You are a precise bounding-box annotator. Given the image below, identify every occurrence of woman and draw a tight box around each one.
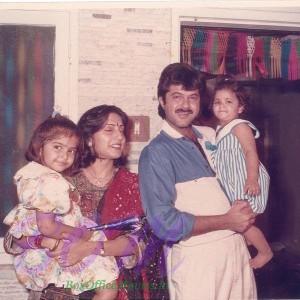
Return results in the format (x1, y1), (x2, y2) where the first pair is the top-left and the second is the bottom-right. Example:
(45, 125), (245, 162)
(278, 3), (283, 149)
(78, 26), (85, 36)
(4, 105), (169, 300)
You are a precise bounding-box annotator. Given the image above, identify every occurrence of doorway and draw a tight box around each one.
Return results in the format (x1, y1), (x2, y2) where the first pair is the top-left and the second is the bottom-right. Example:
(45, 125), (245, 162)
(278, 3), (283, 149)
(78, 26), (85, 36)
(180, 22), (300, 298)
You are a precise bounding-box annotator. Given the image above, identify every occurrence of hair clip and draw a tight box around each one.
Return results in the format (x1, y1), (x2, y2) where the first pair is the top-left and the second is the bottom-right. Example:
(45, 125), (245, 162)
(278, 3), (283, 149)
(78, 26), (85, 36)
(51, 105), (62, 118)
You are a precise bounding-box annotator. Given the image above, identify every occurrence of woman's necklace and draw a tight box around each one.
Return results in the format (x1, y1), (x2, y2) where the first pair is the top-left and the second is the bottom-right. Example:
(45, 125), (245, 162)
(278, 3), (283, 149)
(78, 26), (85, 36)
(88, 166), (116, 188)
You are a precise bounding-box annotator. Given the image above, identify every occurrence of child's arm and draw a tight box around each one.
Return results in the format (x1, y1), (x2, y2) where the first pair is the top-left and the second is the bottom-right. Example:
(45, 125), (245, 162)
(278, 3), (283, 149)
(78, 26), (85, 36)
(232, 123), (260, 196)
(36, 211), (92, 242)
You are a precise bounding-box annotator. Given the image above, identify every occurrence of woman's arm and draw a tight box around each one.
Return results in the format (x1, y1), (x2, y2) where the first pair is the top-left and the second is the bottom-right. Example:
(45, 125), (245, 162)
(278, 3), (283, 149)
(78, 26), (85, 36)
(3, 232), (59, 255)
(7, 229), (143, 268)
(14, 235), (58, 250)
(232, 123), (260, 195)
(36, 211), (92, 241)
(51, 234), (138, 267)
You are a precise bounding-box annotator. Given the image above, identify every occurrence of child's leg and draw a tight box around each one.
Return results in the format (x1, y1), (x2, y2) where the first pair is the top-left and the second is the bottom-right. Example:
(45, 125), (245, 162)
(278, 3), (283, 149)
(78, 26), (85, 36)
(93, 280), (118, 300)
(244, 225), (273, 269)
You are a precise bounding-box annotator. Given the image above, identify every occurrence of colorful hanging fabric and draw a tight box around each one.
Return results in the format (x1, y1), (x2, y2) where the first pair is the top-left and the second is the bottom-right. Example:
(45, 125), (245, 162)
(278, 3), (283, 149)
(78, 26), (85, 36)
(289, 40), (298, 80)
(254, 36), (268, 78)
(281, 38), (291, 79)
(225, 33), (238, 74)
(181, 27), (196, 65)
(180, 27), (300, 80)
(236, 32), (248, 76)
(205, 31), (214, 72)
(210, 31), (219, 73)
(217, 31), (229, 74)
(270, 37), (282, 78)
(192, 30), (207, 71)
(295, 39), (300, 78)
(246, 35), (255, 78)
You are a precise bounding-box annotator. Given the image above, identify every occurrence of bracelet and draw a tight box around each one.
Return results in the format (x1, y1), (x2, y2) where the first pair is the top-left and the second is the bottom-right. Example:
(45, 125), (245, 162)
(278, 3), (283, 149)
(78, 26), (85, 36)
(93, 241), (105, 256)
(49, 239), (61, 252)
(26, 236), (38, 249)
(34, 235), (44, 249)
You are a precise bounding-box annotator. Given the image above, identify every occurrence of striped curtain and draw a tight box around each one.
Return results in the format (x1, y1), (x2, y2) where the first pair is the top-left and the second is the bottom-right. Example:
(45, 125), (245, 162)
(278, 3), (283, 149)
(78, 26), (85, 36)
(0, 25), (54, 235)
(181, 26), (300, 80)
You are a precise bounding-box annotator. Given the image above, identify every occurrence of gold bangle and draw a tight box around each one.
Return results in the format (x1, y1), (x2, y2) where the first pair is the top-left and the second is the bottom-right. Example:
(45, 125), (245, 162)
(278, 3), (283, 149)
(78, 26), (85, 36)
(49, 239), (60, 252)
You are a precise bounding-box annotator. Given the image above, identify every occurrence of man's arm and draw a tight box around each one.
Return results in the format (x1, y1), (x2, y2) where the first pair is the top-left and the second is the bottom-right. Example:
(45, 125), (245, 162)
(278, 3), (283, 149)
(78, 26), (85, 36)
(139, 145), (195, 242)
(139, 146), (255, 242)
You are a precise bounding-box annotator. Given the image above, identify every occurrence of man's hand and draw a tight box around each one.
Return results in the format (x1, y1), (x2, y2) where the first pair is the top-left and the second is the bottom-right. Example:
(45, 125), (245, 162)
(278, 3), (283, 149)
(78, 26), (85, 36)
(226, 200), (255, 233)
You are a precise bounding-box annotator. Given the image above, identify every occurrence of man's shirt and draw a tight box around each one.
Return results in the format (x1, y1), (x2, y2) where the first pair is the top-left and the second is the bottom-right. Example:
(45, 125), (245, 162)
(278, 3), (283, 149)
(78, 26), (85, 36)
(138, 121), (216, 242)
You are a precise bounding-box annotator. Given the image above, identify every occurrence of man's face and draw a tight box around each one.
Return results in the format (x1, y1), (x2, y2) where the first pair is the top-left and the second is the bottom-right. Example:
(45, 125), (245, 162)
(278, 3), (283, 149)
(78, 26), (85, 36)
(159, 84), (200, 132)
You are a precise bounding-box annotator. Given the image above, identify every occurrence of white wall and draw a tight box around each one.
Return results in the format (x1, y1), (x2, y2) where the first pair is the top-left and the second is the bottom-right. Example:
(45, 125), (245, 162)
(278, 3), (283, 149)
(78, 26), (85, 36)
(78, 7), (171, 137)
(1, 2), (300, 299)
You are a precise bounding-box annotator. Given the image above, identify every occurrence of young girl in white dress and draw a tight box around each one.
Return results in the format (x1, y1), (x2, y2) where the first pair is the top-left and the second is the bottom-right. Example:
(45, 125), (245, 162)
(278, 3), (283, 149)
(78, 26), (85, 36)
(211, 76), (273, 269)
(3, 114), (119, 299)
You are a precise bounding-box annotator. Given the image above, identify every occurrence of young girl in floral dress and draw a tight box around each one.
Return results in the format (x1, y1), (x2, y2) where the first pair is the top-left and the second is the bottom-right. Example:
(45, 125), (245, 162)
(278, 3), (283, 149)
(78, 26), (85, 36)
(3, 115), (119, 299)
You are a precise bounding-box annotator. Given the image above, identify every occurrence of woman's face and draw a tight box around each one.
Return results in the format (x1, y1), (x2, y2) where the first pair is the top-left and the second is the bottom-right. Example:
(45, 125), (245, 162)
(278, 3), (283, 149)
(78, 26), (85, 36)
(89, 112), (126, 161)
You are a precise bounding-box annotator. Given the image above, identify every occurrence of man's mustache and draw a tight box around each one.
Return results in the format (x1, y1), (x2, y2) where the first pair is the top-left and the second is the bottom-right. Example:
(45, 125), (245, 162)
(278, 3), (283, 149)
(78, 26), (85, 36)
(175, 109), (193, 114)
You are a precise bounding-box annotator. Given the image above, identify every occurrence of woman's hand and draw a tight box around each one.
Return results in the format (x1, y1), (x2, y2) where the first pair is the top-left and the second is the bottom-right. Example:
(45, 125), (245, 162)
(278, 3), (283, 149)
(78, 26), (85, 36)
(50, 234), (136, 267)
(49, 239), (92, 267)
(46, 239), (68, 258)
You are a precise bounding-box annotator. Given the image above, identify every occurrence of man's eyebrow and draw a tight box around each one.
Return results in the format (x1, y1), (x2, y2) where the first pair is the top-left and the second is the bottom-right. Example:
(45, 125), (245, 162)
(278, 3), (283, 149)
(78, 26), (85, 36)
(169, 92), (184, 97)
(105, 123), (124, 126)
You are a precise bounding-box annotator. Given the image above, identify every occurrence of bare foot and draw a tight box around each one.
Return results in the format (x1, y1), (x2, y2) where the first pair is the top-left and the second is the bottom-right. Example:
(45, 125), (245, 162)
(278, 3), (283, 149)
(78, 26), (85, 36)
(250, 250), (273, 269)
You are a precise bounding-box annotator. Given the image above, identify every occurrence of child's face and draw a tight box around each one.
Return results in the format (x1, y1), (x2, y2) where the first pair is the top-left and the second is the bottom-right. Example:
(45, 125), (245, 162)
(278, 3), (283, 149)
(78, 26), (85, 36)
(212, 88), (244, 126)
(40, 135), (78, 172)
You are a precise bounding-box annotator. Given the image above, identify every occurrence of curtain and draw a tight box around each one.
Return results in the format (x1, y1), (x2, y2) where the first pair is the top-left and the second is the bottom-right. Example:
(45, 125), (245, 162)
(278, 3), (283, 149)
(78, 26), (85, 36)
(181, 26), (300, 80)
(0, 25), (54, 235)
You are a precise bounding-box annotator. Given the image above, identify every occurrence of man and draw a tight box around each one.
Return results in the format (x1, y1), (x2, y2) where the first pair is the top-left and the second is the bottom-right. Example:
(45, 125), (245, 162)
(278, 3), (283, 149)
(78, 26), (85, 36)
(138, 63), (257, 300)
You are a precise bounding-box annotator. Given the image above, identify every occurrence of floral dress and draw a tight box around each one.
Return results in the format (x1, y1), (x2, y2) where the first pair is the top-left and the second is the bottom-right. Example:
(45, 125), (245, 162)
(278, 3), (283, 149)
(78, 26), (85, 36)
(3, 162), (119, 295)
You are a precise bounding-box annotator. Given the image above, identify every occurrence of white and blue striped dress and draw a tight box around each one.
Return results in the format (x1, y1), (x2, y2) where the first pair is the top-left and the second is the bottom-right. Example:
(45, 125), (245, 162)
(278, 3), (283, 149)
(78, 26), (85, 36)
(212, 119), (270, 214)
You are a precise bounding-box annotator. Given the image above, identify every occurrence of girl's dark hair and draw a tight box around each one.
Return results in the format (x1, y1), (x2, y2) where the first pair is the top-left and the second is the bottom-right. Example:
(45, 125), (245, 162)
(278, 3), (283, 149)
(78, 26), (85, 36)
(25, 114), (81, 175)
(157, 63), (206, 119)
(212, 75), (250, 115)
(77, 105), (129, 168)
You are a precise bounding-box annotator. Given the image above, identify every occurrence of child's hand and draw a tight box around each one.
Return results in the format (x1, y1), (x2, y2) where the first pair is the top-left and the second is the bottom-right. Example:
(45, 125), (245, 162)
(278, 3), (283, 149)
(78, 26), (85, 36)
(244, 179), (260, 196)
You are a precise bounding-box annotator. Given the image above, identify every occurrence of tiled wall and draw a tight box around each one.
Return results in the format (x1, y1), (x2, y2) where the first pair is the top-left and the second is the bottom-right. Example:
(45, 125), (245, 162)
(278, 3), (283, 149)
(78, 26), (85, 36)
(77, 8), (172, 172)
(78, 8), (172, 137)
